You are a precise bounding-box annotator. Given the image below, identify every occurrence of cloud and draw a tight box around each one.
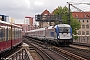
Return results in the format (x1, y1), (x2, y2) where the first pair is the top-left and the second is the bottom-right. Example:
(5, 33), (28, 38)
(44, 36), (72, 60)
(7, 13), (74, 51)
(0, 0), (30, 18)
(35, 1), (43, 6)
(0, 0), (90, 24)
(0, 0), (30, 8)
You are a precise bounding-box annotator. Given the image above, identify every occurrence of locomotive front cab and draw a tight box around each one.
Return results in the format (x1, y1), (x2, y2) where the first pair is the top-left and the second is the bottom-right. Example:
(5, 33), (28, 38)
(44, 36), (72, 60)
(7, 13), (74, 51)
(58, 27), (72, 39)
(55, 24), (73, 45)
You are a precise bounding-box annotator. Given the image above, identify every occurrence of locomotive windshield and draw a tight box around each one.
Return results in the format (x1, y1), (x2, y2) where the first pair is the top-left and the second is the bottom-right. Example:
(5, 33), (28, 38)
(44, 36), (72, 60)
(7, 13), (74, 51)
(59, 27), (70, 33)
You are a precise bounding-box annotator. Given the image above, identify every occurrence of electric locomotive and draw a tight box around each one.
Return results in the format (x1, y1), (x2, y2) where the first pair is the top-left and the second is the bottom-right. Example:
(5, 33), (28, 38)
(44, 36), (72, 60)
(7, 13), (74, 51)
(54, 24), (73, 45)
(25, 24), (73, 46)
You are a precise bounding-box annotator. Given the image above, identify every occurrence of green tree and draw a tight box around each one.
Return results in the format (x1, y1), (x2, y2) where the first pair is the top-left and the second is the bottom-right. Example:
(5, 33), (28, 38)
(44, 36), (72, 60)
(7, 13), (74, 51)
(53, 6), (81, 39)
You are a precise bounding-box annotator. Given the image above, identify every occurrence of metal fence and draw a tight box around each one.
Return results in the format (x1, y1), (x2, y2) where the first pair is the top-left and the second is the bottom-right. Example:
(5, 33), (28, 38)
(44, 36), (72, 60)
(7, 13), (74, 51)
(1, 49), (30, 60)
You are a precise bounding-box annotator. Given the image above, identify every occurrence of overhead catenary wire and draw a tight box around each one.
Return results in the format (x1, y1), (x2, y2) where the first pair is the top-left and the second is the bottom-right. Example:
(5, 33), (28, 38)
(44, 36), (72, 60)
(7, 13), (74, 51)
(67, 2), (90, 18)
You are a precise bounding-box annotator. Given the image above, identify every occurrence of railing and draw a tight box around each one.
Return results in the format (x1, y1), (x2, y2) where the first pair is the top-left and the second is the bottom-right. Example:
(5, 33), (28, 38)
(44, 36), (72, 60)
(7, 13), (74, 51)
(1, 49), (31, 60)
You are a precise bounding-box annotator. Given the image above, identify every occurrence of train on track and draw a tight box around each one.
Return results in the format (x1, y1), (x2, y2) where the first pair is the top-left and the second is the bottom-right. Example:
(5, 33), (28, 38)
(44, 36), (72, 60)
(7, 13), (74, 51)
(0, 20), (22, 54)
(25, 24), (73, 46)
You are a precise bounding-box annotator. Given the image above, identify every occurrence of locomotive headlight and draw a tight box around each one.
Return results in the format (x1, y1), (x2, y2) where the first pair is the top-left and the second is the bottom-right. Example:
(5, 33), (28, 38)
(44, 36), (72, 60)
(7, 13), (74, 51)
(58, 36), (60, 39)
(58, 36), (59, 38)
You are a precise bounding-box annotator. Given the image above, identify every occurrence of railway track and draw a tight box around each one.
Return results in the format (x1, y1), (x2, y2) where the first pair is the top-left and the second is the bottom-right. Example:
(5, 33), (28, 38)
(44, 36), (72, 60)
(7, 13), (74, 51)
(23, 37), (69, 60)
(59, 46), (90, 60)
(24, 36), (90, 60)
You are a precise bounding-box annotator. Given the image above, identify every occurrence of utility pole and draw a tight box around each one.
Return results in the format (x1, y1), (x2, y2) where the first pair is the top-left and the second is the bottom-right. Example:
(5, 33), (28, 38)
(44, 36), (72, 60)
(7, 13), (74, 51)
(67, 2), (71, 25)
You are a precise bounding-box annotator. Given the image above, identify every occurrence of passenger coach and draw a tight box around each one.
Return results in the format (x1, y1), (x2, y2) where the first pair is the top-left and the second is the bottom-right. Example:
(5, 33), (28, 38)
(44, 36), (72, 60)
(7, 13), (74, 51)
(0, 20), (22, 53)
(26, 24), (73, 46)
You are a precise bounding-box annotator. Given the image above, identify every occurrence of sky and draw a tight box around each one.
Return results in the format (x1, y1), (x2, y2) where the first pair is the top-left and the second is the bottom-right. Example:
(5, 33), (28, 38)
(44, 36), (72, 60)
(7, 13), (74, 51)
(0, 0), (90, 24)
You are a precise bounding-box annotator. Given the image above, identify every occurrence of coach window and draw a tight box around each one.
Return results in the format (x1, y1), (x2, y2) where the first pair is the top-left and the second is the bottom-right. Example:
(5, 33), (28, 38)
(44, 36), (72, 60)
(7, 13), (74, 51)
(16, 28), (17, 39)
(14, 27), (16, 39)
(15, 28), (17, 39)
(16, 28), (18, 39)
(9, 28), (11, 40)
(19, 28), (21, 39)
(0, 28), (5, 41)
(15, 28), (16, 39)
(6, 27), (8, 41)
(13, 28), (15, 40)
(18, 28), (20, 38)
(82, 25), (85, 28)
(12, 28), (15, 40)
(3, 28), (5, 41)
(0, 28), (2, 42)
(8, 28), (9, 40)
(86, 25), (89, 28)
(17, 28), (19, 39)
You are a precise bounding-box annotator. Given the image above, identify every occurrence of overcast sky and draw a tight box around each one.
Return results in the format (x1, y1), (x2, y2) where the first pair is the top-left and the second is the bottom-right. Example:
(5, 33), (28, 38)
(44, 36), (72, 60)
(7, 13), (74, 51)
(0, 0), (90, 24)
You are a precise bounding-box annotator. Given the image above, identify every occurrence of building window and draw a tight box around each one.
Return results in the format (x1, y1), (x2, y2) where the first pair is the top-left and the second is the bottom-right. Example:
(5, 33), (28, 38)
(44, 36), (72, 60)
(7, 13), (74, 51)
(76, 15), (78, 18)
(86, 25), (89, 28)
(78, 31), (81, 35)
(82, 20), (84, 22)
(82, 31), (85, 35)
(82, 25), (85, 28)
(87, 37), (89, 40)
(86, 31), (89, 35)
(83, 37), (85, 40)
(87, 20), (88, 22)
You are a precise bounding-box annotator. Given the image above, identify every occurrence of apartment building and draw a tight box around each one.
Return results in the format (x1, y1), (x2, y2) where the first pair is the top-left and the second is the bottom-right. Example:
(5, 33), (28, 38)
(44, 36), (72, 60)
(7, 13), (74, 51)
(39, 9), (90, 44)
(72, 12), (90, 44)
